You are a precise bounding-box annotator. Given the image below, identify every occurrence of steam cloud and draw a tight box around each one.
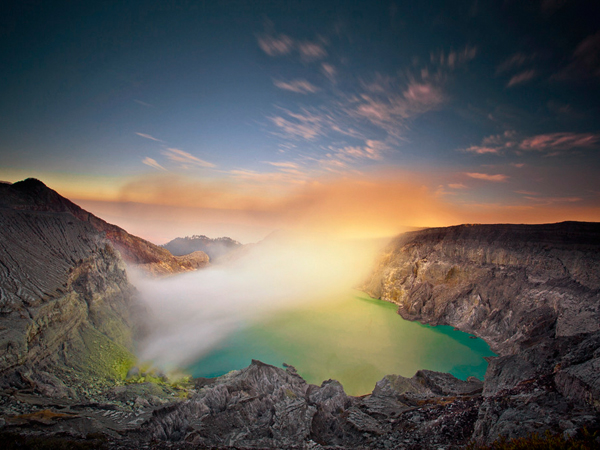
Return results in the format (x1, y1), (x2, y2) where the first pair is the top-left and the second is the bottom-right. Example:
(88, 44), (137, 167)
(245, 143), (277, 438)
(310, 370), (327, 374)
(132, 233), (383, 369)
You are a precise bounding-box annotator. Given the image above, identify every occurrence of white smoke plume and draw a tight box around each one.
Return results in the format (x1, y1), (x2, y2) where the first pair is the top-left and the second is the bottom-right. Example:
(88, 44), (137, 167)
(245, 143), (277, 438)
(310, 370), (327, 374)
(130, 232), (385, 369)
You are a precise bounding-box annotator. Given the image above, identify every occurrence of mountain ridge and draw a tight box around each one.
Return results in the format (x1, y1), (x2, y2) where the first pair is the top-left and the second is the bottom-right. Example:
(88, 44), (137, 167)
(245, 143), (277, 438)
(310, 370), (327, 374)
(0, 179), (209, 276)
(161, 234), (242, 261)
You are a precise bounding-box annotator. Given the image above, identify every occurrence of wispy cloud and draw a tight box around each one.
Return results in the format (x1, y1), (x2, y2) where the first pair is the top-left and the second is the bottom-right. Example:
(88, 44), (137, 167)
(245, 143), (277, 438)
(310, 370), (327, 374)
(351, 79), (445, 138)
(261, 42), (468, 174)
(507, 70), (536, 87)
(321, 63), (336, 82)
(552, 31), (600, 81)
(524, 195), (582, 204)
(161, 148), (215, 168)
(134, 100), (155, 108)
(136, 132), (164, 142)
(465, 172), (509, 182)
(332, 140), (386, 161)
(573, 32), (600, 75)
(264, 161), (300, 169)
(430, 45), (477, 69)
(496, 53), (535, 75)
(269, 109), (325, 140)
(461, 130), (516, 155)
(257, 33), (327, 62)
(448, 183), (467, 189)
(461, 131), (600, 156)
(257, 33), (294, 56)
(298, 41), (328, 61)
(142, 157), (167, 171)
(273, 79), (320, 94)
(463, 146), (501, 154)
(520, 132), (600, 151)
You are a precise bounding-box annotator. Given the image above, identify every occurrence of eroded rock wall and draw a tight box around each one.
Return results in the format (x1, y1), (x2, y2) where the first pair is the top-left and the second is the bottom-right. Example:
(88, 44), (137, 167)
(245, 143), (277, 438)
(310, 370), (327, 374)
(362, 222), (600, 354)
(0, 202), (139, 396)
(362, 222), (600, 443)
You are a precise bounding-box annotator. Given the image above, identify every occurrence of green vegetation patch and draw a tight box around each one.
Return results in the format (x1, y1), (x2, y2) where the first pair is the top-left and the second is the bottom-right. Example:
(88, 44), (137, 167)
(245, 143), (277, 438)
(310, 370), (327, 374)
(69, 325), (136, 382)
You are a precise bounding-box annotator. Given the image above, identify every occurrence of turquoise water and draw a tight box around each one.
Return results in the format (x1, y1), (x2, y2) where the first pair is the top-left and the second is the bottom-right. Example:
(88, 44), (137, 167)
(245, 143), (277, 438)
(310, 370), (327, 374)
(187, 291), (496, 395)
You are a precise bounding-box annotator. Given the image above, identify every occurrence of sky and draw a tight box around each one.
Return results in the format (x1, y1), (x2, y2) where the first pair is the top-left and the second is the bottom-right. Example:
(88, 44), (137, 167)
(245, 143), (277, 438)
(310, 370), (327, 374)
(2, 0), (600, 243)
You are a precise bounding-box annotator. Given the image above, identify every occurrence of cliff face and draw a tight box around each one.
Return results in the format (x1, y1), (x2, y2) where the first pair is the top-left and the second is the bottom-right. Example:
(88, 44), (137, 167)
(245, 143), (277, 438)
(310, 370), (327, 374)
(363, 222), (600, 354)
(0, 181), (147, 399)
(362, 222), (600, 442)
(0, 179), (209, 276)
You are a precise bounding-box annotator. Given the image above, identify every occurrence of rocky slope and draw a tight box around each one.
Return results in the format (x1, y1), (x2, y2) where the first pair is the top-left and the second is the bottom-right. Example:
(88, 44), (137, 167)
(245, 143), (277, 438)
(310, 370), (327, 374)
(0, 179), (209, 276)
(362, 222), (600, 443)
(362, 222), (600, 354)
(0, 188), (140, 400)
(1, 359), (487, 449)
(162, 235), (242, 262)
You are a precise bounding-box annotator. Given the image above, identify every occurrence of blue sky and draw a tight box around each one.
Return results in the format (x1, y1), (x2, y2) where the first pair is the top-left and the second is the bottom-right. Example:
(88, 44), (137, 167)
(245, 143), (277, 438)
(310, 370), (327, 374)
(2, 0), (600, 240)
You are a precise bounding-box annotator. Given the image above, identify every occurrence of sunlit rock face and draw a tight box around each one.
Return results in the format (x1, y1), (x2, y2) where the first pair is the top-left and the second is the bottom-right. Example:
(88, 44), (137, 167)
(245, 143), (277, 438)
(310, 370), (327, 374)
(363, 222), (600, 355)
(363, 222), (600, 443)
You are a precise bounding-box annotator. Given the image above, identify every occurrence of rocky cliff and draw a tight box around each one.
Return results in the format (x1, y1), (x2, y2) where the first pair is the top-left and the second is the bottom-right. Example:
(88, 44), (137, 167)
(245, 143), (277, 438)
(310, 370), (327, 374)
(0, 188), (140, 400)
(362, 222), (600, 443)
(0, 179), (209, 276)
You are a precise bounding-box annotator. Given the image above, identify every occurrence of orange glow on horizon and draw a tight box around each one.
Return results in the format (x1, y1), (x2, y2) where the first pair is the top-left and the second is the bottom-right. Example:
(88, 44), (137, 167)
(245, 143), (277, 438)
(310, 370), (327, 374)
(3, 169), (599, 243)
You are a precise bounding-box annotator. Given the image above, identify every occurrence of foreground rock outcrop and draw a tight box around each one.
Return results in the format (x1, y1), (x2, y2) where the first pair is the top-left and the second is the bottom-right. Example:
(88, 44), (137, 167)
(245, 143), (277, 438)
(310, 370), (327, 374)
(2, 360), (486, 449)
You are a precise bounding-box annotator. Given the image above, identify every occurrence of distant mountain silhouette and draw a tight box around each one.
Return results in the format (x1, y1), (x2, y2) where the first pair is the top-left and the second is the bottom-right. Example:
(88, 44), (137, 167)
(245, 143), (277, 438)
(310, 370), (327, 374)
(162, 235), (242, 261)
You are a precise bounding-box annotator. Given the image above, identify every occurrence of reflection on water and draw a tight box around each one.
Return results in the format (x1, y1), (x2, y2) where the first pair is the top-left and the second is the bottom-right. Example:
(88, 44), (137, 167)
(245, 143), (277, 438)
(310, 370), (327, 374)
(188, 291), (496, 395)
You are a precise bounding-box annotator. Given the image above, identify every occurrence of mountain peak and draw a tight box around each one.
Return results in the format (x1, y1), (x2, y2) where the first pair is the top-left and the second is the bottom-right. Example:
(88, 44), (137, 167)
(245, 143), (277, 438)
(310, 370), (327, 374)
(162, 234), (242, 260)
(1, 178), (209, 275)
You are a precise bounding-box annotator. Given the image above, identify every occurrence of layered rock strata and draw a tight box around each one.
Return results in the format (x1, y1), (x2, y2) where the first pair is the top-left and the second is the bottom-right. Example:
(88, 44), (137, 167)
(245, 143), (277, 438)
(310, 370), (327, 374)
(362, 222), (600, 443)
(0, 199), (139, 399)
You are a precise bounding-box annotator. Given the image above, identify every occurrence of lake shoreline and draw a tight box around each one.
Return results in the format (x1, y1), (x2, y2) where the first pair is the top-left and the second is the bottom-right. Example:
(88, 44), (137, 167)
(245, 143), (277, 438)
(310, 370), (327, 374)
(187, 290), (496, 396)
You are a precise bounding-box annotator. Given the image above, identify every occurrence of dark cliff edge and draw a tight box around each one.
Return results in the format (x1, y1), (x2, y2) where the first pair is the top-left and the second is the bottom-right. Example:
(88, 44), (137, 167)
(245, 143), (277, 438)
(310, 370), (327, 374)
(0, 179), (209, 276)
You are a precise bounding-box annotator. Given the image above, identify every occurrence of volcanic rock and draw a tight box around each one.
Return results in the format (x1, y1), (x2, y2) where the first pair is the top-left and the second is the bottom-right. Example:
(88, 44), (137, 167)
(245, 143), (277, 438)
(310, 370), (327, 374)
(362, 222), (600, 443)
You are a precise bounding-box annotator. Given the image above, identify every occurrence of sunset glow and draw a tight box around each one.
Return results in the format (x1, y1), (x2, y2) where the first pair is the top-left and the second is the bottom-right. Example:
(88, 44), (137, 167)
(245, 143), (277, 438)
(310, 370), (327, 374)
(1, 1), (599, 243)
